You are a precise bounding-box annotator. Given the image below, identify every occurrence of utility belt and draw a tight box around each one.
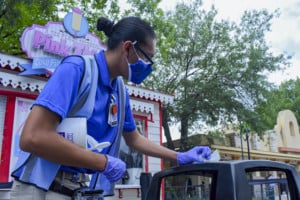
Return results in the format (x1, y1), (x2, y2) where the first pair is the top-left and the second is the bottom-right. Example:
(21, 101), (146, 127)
(49, 170), (103, 200)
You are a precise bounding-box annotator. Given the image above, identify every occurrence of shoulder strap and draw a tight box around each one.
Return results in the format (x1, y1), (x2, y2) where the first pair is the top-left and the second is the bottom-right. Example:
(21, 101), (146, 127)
(107, 76), (126, 195)
(68, 55), (98, 118)
(113, 77), (126, 155)
(89, 76), (127, 196)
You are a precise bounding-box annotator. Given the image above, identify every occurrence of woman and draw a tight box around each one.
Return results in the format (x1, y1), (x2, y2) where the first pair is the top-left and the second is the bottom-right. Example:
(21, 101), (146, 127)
(11, 16), (211, 199)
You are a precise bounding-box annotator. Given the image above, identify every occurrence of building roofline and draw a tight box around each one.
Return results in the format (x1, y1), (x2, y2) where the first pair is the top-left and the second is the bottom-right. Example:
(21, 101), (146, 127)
(0, 53), (174, 104)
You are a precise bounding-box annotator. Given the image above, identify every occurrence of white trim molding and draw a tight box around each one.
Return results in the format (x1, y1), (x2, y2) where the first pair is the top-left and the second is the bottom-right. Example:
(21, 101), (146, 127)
(0, 53), (174, 108)
(0, 71), (45, 92)
(130, 99), (154, 113)
(126, 85), (174, 104)
(0, 53), (30, 71)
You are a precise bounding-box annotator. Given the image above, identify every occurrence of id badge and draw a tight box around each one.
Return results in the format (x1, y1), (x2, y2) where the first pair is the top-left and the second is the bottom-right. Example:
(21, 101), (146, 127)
(108, 94), (118, 127)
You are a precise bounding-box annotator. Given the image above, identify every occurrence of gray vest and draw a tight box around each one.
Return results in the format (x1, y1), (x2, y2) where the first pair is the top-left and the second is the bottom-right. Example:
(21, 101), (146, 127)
(11, 55), (126, 196)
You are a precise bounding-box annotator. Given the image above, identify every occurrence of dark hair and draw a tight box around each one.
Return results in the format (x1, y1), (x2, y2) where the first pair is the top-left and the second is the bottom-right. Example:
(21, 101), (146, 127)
(97, 16), (156, 50)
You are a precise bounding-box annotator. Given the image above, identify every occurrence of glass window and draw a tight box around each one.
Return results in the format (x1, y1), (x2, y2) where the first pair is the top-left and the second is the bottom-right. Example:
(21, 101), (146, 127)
(163, 173), (214, 200)
(246, 170), (290, 200)
(118, 119), (145, 185)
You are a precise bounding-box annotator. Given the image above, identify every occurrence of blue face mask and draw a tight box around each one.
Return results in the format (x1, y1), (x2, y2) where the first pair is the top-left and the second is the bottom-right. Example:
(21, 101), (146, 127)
(128, 58), (153, 84)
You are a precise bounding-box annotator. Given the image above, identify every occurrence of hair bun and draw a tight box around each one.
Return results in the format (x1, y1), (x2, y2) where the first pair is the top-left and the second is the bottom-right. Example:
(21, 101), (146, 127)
(97, 17), (114, 37)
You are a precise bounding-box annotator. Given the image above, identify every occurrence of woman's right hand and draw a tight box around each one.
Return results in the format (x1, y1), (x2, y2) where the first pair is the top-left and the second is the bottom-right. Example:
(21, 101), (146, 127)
(102, 155), (126, 182)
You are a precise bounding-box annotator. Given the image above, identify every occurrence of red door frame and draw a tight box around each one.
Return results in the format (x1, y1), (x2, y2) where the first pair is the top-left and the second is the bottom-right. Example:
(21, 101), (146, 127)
(133, 114), (149, 172)
(0, 90), (37, 182)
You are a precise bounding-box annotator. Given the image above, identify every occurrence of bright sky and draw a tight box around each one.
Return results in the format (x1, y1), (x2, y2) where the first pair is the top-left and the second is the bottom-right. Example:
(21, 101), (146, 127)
(158, 0), (300, 141)
(158, 0), (300, 85)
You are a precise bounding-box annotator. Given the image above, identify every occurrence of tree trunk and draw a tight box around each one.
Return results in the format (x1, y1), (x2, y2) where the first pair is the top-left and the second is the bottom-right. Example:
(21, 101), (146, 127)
(180, 115), (189, 151)
(162, 107), (178, 168)
(162, 106), (175, 150)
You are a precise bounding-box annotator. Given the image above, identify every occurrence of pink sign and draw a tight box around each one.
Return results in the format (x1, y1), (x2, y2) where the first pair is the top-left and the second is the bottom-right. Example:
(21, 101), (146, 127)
(21, 22), (104, 59)
(19, 8), (105, 75)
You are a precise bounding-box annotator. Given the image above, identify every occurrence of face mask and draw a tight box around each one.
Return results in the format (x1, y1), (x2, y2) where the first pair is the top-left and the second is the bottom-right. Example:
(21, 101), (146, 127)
(128, 58), (153, 84)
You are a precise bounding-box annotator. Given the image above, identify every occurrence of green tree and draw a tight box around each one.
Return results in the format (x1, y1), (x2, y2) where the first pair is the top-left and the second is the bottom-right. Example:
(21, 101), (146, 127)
(1, 0), (289, 152)
(57, 0), (120, 36)
(123, 0), (177, 149)
(147, 0), (287, 150)
(255, 78), (300, 131)
(0, 0), (59, 55)
(0, 0), (123, 56)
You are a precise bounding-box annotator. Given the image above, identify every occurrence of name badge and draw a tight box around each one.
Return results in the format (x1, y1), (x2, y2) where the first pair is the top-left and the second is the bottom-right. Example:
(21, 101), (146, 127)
(108, 94), (118, 127)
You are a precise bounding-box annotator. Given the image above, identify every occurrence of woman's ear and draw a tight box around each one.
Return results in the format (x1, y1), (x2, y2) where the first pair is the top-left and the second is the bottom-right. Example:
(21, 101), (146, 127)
(123, 40), (132, 50)
(122, 40), (133, 56)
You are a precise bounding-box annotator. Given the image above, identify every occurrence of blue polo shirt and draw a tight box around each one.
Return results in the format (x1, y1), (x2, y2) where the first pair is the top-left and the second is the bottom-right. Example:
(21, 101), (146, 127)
(33, 50), (136, 173)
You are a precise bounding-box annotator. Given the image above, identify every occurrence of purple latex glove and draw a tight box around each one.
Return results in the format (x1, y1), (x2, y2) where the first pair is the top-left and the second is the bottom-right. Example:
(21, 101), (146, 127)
(103, 155), (126, 182)
(177, 146), (211, 165)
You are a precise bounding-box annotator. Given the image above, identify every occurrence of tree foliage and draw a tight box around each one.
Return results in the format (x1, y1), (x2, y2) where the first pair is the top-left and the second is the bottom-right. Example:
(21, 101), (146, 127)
(0, 0), (124, 56)
(0, 0), (290, 151)
(56, 0), (121, 38)
(146, 0), (287, 150)
(255, 78), (300, 131)
(0, 0), (59, 55)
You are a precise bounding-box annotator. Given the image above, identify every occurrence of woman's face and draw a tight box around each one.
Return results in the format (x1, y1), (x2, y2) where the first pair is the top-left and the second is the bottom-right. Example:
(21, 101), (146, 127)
(128, 38), (156, 65)
(134, 39), (155, 64)
(125, 38), (156, 82)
